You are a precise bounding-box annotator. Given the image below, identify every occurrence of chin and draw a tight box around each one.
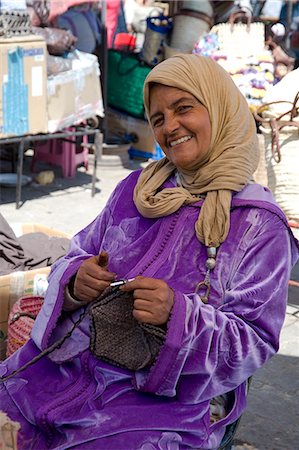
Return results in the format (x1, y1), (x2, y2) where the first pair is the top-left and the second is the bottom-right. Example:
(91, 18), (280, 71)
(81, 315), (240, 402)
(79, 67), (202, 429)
(174, 161), (196, 171)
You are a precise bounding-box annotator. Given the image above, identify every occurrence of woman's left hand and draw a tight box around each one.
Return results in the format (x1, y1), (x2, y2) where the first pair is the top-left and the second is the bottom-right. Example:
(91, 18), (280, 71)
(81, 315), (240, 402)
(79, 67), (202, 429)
(120, 276), (174, 326)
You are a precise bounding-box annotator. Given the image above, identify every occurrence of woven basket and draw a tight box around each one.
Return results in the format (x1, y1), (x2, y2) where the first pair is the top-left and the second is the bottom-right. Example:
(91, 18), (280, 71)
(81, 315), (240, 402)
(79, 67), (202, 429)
(7, 296), (44, 357)
(261, 126), (299, 221)
(255, 92), (299, 221)
(211, 14), (265, 57)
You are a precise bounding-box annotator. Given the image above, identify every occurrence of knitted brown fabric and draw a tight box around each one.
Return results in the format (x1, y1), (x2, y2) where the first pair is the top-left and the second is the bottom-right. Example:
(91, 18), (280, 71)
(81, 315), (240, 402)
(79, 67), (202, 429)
(89, 287), (166, 371)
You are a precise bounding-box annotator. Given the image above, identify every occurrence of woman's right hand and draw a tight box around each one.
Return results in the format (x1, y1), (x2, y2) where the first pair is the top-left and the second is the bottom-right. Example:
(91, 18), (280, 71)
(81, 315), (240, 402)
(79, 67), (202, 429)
(73, 251), (116, 303)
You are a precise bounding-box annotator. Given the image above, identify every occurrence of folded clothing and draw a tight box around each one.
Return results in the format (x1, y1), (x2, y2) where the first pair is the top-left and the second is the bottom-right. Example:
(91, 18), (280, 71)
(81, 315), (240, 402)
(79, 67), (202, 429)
(0, 214), (70, 276)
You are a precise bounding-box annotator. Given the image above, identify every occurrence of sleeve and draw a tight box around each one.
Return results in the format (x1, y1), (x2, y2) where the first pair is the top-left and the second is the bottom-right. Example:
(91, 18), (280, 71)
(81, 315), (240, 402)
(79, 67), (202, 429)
(31, 180), (122, 350)
(134, 213), (295, 402)
(63, 284), (84, 311)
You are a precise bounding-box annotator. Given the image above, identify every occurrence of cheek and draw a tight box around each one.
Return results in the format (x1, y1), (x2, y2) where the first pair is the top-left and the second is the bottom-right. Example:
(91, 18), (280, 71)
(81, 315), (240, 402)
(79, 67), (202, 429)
(153, 129), (164, 147)
(199, 117), (212, 147)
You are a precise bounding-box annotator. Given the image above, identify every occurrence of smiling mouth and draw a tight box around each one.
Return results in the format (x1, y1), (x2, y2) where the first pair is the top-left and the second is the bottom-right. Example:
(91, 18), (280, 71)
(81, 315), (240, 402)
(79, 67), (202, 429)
(169, 136), (192, 147)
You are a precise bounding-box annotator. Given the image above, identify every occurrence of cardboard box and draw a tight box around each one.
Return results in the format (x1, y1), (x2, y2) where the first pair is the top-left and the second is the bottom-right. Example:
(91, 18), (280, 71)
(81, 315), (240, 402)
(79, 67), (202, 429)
(107, 107), (156, 155)
(47, 52), (104, 133)
(0, 34), (47, 138)
(10, 222), (70, 239)
(0, 223), (70, 360)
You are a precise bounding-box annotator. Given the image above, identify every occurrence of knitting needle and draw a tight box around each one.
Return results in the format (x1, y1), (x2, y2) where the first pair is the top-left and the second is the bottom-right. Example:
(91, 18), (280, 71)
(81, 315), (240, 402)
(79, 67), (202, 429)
(110, 278), (135, 287)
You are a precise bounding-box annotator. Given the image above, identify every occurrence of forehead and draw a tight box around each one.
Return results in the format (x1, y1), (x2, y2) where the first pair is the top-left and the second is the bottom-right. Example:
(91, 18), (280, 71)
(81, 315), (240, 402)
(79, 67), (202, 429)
(149, 84), (198, 113)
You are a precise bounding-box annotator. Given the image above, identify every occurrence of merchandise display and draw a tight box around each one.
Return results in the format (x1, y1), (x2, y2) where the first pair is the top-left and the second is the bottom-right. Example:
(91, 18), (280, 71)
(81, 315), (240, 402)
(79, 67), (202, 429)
(0, 2), (298, 449)
(47, 51), (103, 133)
(107, 49), (151, 118)
(193, 21), (275, 111)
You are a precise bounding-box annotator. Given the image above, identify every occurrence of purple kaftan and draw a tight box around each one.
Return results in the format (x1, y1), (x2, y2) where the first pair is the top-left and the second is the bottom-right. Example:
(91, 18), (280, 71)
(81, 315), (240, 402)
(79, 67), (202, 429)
(1, 170), (298, 450)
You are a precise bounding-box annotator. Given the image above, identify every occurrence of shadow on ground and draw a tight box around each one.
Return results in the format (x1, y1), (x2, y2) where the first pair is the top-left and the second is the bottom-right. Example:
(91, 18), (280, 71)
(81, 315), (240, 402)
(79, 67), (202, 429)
(0, 150), (145, 207)
(235, 353), (299, 450)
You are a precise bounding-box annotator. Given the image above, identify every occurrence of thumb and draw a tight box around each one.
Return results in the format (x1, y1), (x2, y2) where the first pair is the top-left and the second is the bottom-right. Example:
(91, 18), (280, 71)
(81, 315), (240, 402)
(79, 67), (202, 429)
(97, 250), (109, 269)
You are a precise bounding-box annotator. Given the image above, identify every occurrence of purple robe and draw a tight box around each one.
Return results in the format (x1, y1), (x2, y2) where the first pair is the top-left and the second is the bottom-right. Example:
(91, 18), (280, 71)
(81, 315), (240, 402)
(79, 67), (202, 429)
(1, 171), (298, 450)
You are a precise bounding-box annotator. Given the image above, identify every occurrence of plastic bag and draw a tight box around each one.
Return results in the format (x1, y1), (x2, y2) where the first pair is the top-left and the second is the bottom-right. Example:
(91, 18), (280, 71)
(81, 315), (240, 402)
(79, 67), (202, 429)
(47, 54), (72, 76)
(32, 26), (77, 55)
(141, 14), (172, 66)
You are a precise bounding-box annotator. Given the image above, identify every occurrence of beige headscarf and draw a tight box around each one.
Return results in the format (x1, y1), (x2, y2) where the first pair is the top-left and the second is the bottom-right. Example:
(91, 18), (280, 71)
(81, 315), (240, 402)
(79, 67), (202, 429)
(133, 54), (259, 248)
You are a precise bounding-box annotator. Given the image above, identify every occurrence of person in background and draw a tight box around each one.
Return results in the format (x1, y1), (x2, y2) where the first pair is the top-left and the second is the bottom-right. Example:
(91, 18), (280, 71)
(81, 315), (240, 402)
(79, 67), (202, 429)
(1, 54), (298, 449)
(279, 0), (299, 68)
(211, 0), (253, 23)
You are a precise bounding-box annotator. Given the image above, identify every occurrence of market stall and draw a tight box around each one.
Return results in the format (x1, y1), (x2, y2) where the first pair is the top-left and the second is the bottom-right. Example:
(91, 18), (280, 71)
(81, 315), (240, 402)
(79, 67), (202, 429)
(104, 0), (298, 227)
(0, 0), (104, 208)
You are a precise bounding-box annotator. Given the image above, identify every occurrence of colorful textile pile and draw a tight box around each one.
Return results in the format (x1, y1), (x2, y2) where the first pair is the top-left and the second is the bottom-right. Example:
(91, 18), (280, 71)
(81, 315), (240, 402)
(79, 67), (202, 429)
(193, 33), (274, 112)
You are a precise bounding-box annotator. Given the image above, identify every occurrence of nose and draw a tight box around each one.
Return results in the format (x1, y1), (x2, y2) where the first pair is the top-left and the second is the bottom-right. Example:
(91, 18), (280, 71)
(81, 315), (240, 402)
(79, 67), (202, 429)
(162, 112), (179, 135)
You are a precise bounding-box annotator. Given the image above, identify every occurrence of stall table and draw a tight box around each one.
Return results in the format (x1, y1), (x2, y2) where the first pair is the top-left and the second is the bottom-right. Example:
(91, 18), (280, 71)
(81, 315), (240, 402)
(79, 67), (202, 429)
(0, 127), (103, 209)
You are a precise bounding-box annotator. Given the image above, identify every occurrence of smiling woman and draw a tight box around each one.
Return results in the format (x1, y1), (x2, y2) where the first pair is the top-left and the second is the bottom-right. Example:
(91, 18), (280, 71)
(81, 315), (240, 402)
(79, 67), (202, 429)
(0, 55), (298, 450)
(149, 85), (212, 171)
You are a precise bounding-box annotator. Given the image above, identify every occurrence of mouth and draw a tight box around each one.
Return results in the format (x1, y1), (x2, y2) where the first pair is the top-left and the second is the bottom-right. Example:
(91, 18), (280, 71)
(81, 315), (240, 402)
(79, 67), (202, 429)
(169, 135), (192, 148)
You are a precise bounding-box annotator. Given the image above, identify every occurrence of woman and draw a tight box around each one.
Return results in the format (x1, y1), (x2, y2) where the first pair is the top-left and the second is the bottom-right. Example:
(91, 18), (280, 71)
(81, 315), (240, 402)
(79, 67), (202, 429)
(1, 54), (298, 449)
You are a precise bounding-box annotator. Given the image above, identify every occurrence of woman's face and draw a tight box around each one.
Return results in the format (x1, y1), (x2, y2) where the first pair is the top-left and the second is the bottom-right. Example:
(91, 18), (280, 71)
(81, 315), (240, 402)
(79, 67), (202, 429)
(149, 84), (212, 171)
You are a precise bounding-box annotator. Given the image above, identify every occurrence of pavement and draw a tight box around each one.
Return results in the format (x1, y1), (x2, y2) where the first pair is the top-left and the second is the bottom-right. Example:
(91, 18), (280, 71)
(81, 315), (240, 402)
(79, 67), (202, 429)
(0, 147), (298, 450)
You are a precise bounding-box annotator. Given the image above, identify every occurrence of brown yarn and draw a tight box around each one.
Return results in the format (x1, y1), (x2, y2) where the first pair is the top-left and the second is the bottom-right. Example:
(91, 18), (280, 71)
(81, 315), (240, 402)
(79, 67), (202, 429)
(90, 287), (166, 371)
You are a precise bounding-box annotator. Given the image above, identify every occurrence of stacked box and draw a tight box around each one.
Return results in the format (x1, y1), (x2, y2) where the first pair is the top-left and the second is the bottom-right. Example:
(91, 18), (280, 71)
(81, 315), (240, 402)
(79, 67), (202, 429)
(0, 35), (47, 138)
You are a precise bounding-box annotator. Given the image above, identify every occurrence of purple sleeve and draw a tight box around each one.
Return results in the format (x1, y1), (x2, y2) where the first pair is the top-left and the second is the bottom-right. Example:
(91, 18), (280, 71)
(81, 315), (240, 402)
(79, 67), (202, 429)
(31, 182), (121, 350)
(134, 214), (294, 401)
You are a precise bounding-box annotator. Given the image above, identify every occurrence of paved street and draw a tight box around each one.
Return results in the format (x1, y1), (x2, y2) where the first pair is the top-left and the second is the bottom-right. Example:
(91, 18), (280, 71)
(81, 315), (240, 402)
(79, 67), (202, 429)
(1, 148), (298, 450)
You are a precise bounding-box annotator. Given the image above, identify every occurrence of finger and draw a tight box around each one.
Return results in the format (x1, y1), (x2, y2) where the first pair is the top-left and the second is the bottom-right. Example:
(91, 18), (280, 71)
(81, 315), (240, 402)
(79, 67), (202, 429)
(132, 289), (156, 302)
(78, 271), (115, 288)
(75, 279), (112, 301)
(74, 284), (99, 301)
(132, 309), (155, 324)
(84, 265), (116, 282)
(96, 269), (116, 282)
(133, 298), (154, 312)
(98, 251), (109, 268)
(121, 276), (159, 292)
(75, 275), (111, 294)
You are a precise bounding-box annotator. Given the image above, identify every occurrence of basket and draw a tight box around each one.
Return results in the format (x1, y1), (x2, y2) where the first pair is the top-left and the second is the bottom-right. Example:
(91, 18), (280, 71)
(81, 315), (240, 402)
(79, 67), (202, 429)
(107, 49), (151, 118)
(7, 296), (44, 357)
(262, 127), (299, 220)
(141, 14), (172, 66)
(170, 9), (212, 52)
(211, 13), (265, 57)
(255, 92), (299, 221)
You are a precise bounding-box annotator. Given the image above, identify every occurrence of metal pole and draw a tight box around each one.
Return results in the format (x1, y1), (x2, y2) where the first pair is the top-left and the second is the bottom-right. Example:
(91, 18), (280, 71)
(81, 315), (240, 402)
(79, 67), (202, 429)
(99, 0), (108, 143)
(16, 138), (24, 209)
(286, 0), (293, 39)
(92, 130), (103, 197)
(0, 128), (101, 208)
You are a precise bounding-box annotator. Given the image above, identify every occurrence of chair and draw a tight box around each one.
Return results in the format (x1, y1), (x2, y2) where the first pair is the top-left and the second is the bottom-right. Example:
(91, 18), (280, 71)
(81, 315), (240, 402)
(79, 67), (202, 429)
(31, 129), (88, 178)
(218, 377), (252, 450)
(218, 416), (242, 450)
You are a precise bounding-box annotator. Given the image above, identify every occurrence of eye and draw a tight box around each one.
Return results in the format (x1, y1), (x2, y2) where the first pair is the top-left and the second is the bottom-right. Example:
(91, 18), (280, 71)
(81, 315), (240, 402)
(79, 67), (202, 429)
(177, 104), (192, 113)
(152, 116), (164, 127)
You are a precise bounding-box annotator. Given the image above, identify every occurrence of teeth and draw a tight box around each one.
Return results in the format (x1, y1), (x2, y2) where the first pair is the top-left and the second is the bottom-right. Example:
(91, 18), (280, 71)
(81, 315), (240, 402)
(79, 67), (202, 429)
(170, 136), (191, 147)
